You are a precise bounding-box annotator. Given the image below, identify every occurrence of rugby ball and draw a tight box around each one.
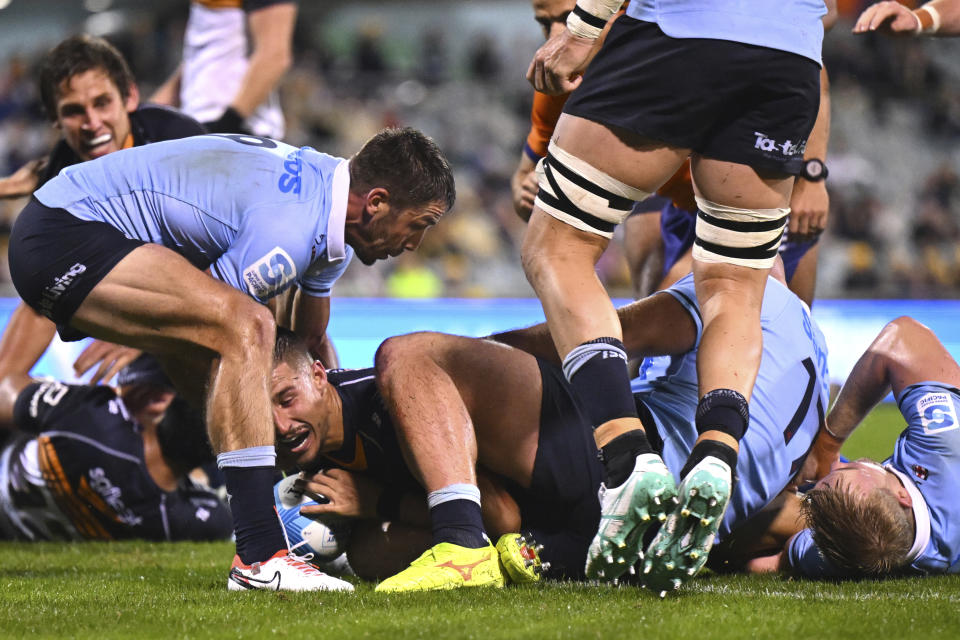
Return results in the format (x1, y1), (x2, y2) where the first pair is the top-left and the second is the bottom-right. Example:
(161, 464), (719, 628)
(274, 474), (351, 561)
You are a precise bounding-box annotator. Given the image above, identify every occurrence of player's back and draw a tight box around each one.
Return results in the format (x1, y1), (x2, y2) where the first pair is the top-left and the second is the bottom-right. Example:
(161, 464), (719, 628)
(633, 274), (829, 538)
(33, 134), (339, 271)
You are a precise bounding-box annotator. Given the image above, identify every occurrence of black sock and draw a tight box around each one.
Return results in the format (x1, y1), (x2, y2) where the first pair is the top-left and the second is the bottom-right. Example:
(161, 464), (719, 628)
(223, 466), (287, 564)
(430, 499), (487, 549)
(601, 430), (654, 487)
(680, 439), (739, 480)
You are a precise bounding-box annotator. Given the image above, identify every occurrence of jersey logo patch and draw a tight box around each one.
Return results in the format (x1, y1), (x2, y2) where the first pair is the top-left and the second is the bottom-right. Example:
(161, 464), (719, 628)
(918, 392), (958, 434)
(243, 247), (297, 300)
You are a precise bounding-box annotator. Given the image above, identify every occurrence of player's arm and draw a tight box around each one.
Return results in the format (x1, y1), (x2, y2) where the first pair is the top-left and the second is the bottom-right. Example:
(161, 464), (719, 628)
(511, 152), (539, 221)
(854, 0), (960, 37)
(492, 290), (697, 365)
(299, 469), (430, 527)
(148, 63), (182, 107)
(293, 292), (339, 368)
(0, 303), (58, 425)
(0, 158), (45, 199)
(788, 66), (831, 240)
(210, 2), (296, 132)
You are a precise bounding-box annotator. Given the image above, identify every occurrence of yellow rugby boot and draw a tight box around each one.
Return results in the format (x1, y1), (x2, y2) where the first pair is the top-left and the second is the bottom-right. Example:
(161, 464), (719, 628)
(375, 542), (505, 593)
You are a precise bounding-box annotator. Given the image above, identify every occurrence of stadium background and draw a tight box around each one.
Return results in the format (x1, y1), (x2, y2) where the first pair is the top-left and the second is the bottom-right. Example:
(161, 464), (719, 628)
(1, 0), (959, 381)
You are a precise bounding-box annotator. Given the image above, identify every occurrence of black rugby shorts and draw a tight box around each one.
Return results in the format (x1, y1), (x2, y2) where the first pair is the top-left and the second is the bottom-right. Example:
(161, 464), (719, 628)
(564, 16), (820, 175)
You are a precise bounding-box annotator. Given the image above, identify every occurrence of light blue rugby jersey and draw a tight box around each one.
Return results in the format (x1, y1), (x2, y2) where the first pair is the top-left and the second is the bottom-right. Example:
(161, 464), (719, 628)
(627, 0), (825, 65)
(788, 383), (960, 577)
(632, 273), (830, 540)
(33, 133), (353, 303)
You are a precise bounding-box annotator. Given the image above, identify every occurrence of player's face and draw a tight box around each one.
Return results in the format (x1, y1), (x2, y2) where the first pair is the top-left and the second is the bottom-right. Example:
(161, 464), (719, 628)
(532, 0), (574, 38)
(813, 458), (894, 498)
(54, 68), (138, 162)
(121, 384), (177, 428)
(271, 360), (327, 468)
(353, 199), (445, 266)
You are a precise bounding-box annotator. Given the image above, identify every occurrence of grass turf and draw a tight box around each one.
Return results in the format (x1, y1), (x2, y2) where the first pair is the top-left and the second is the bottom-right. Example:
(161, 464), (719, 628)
(3, 403), (955, 640)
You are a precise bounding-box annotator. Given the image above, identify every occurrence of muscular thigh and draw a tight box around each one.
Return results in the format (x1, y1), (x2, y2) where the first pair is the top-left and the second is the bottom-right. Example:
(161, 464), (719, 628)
(70, 243), (261, 355)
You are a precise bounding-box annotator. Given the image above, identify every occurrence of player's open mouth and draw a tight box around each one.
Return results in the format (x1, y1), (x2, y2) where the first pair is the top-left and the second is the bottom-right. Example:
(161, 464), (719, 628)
(278, 430), (310, 453)
(83, 134), (112, 151)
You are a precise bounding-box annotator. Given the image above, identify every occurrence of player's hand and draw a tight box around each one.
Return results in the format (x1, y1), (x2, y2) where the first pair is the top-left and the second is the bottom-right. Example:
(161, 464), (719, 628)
(511, 166), (540, 221)
(299, 468), (381, 520)
(788, 177), (829, 242)
(0, 158), (45, 199)
(788, 425), (843, 491)
(526, 28), (596, 95)
(73, 340), (143, 385)
(853, 1), (920, 35)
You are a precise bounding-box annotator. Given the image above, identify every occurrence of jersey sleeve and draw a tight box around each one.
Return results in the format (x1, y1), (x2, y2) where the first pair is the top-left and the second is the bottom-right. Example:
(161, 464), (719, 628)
(299, 245), (354, 298)
(655, 162), (698, 213)
(13, 381), (106, 434)
(524, 92), (569, 161)
(163, 480), (234, 541)
(209, 204), (311, 303)
(661, 275), (704, 346)
(786, 528), (841, 578)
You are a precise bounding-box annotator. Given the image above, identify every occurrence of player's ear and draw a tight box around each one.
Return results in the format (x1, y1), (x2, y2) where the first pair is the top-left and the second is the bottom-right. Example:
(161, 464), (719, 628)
(311, 360), (328, 389)
(895, 485), (912, 509)
(364, 187), (390, 217)
(124, 82), (140, 112)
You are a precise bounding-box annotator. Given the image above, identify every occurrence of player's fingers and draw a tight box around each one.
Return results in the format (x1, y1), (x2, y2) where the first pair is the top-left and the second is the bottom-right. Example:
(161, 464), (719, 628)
(73, 342), (107, 375)
(525, 56), (538, 86)
(300, 502), (335, 517)
(562, 74), (583, 93)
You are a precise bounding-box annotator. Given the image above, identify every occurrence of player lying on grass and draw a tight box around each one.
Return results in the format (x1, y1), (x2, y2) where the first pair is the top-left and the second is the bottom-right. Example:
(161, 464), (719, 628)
(775, 316), (960, 578)
(0, 304), (231, 541)
(271, 261), (829, 593)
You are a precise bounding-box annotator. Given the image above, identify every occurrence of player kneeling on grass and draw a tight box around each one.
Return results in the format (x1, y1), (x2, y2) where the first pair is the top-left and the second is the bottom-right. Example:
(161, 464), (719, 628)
(270, 261), (830, 593)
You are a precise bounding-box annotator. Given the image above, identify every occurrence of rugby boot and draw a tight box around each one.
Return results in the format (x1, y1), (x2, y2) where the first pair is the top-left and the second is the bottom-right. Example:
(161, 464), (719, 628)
(585, 453), (677, 581)
(496, 533), (548, 584)
(228, 550), (355, 592)
(642, 455), (732, 596)
(375, 542), (505, 592)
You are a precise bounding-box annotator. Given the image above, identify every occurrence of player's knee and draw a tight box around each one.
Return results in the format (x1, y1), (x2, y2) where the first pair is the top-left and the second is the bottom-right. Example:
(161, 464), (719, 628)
(217, 299), (276, 359)
(878, 316), (932, 355)
(533, 141), (648, 240)
(692, 197), (789, 270)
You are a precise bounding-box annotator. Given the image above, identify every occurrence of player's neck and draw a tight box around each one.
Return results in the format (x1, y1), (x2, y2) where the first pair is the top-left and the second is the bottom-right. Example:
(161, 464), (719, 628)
(322, 386), (346, 452)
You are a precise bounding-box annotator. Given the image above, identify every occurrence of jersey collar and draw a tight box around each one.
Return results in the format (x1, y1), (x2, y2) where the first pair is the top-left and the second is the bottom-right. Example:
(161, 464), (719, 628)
(886, 464), (931, 563)
(324, 159), (349, 263)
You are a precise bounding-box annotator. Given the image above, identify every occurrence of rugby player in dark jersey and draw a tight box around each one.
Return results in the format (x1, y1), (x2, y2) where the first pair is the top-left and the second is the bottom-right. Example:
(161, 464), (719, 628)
(0, 304), (231, 541)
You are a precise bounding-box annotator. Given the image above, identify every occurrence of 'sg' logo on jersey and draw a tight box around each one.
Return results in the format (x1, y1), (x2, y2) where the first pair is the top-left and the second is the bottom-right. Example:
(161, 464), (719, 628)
(918, 392), (959, 434)
(243, 247), (297, 301)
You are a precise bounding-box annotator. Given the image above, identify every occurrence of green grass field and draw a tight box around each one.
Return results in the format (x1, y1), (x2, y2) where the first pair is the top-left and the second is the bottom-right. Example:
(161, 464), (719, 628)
(5, 404), (959, 640)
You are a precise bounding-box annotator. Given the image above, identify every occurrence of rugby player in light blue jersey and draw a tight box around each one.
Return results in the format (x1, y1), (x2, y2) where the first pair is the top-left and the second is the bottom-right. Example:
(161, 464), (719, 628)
(7, 127), (455, 592)
(785, 317), (960, 578)
(523, 0), (826, 593)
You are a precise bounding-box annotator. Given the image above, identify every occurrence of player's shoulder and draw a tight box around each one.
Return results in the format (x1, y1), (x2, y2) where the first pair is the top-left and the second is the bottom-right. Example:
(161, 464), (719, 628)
(131, 104), (207, 144)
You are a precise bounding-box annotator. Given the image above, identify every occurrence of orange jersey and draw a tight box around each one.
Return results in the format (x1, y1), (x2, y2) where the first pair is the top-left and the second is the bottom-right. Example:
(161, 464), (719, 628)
(524, 91), (568, 161)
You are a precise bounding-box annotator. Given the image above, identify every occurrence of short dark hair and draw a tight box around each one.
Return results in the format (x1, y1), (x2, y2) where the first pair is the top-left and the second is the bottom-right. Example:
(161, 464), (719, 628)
(349, 127), (456, 213)
(802, 481), (915, 578)
(274, 326), (313, 369)
(38, 34), (135, 121)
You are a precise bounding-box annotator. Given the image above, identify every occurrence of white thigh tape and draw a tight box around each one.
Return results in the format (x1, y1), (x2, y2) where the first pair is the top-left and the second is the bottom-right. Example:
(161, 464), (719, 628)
(535, 141), (648, 239)
(692, 196), (789, 269)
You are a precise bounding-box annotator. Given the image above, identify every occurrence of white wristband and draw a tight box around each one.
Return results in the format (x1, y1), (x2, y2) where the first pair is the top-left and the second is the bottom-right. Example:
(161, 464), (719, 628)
(914, 5), (942, 34)
(566, 0), (625, 39)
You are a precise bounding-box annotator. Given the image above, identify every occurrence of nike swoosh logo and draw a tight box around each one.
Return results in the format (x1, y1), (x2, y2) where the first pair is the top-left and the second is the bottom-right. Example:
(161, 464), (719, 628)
(325, 434), (367, 471)
(229, 568), (281, 590)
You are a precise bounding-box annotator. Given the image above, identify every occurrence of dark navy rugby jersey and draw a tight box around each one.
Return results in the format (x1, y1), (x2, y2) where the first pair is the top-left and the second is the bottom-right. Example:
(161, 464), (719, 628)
(0, 381), (231, 541)
(321, 368), (417, 491)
